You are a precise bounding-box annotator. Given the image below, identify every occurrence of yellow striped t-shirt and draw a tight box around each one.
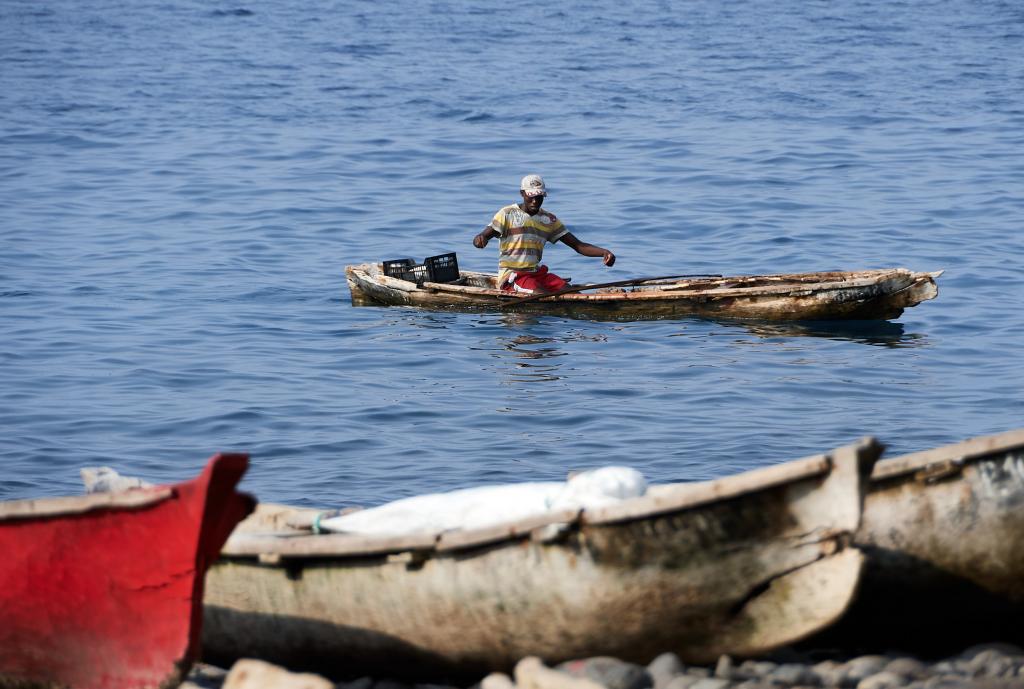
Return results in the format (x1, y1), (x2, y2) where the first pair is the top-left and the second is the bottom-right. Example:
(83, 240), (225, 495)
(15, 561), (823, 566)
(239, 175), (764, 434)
(488, 204), (568, 274)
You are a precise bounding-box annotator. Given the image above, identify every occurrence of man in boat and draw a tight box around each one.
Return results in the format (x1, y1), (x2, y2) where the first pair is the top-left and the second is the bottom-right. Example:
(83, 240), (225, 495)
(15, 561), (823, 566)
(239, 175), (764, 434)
(472, 174), (616, 293)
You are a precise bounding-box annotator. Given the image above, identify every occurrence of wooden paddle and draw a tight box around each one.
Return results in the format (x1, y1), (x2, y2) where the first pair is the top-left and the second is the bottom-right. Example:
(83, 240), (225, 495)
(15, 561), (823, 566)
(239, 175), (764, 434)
(501, 274), (723, 308)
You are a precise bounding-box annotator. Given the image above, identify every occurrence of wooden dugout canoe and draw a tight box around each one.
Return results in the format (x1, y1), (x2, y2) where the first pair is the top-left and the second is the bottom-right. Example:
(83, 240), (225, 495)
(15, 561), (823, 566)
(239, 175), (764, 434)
(0, 454), (254, 689)
(818, 429), (1024, 652)
(203, 439), (880, 680)
(345, 263), (942, 321)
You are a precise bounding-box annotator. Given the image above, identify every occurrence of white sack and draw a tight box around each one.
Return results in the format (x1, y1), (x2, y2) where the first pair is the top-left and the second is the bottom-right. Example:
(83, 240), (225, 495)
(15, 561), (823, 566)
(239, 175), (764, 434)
(320, 466), (646, 536)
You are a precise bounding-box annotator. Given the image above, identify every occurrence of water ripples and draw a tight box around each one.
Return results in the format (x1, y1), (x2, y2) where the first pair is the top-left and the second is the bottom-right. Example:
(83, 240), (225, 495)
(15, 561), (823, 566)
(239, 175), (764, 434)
(1, 0), (1023, 504)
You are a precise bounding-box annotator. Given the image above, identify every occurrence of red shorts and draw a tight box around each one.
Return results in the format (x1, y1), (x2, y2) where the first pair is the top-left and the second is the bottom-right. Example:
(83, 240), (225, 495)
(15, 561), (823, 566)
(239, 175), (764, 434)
(505, 265), (568, 293)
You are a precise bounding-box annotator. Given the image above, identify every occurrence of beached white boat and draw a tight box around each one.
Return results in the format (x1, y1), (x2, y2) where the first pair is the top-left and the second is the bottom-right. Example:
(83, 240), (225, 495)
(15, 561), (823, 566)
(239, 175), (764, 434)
(203, 439), (880, 679)
(822, 429), (1024, 652)
(345, 262), (942, 321)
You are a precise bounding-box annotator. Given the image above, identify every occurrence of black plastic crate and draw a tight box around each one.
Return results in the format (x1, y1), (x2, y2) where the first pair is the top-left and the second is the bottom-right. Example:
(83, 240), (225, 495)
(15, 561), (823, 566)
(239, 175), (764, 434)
(424, 252), (459, 283)
(404, 264), (428, 283)
(382, 258), (416, 280)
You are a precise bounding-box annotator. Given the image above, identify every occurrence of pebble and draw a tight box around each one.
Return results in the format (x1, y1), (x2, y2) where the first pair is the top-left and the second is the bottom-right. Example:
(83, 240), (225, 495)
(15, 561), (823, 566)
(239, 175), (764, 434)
(555, 657), (652, 689)
(966, 651), (1017, 678)
(686, 680), (730, 689)
(525, 657), (618, 689)
(855, 670), (905, 689)
(769, 663), (820, 686)
(883, 658), (926, 680)
(842, 655), (891, 684)
(737, 661), (776, 679)
(182, 663), (229, 689)
(220, 659), (333, 689)
(663, 678), (701, 689)
(482, 674), (516, 689)
(811, 660), (844, 687)
(959, 644), (1024, 661)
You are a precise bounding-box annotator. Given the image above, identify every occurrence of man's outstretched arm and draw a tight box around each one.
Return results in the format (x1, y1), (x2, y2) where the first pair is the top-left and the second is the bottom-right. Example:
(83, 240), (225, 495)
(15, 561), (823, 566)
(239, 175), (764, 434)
(560, 233), (616, 266)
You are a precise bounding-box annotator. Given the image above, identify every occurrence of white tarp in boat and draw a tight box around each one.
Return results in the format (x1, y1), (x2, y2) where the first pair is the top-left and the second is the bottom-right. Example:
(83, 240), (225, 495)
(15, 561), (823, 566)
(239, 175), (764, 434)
(319, 466), (647, 536)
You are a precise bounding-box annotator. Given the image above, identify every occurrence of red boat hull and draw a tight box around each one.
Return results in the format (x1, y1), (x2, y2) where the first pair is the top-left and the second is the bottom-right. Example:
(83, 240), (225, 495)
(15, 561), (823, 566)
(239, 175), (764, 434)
(0, 453), (254, 689)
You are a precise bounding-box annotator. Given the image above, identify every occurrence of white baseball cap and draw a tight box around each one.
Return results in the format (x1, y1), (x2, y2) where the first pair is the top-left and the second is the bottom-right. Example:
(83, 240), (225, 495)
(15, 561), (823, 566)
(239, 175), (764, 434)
(520, 174), (547, 197)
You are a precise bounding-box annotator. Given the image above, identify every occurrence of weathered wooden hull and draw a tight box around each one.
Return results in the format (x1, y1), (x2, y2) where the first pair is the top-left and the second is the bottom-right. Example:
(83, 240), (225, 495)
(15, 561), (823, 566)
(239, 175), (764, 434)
(0, 454), (254, 689)
(203, 440), (880, 680)
(345, 265), (941, 321)
(808, 429), (1024, 653)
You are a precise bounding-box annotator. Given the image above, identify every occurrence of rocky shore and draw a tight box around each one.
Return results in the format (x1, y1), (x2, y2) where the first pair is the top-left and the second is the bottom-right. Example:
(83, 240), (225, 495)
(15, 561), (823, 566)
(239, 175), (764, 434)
(183, 643), (1024, 689)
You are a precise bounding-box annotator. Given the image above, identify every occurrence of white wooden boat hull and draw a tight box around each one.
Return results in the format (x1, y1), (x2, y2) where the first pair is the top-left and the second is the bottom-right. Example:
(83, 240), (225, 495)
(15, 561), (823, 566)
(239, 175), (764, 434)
(819, 429), (1024, 652)
(203, 440), (880, 679)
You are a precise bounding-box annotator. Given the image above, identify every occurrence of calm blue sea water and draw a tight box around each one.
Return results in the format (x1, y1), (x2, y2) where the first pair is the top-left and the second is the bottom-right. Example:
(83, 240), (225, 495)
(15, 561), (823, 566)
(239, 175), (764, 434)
(2, 0), (1023, 506)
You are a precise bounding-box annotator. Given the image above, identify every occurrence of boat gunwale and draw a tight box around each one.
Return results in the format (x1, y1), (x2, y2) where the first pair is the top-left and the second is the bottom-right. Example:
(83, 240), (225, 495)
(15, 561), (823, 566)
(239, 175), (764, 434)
(219, 447), (855, 560)
(870, 428), (1024, 482)
(0, 487), (174, 521)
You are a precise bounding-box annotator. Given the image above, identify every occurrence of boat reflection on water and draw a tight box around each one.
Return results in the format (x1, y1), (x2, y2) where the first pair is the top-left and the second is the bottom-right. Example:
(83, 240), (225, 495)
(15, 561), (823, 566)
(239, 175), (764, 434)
(737, 319), (928, 348)
(737, 319), (929, 346)
(380, 309), (928, 352)
(493, 311), (928, 349)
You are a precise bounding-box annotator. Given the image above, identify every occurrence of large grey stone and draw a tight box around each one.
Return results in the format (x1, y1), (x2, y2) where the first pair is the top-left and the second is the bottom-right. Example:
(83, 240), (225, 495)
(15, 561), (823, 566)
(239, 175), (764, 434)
(883, 658), (927, 680)
(648, 653), (686, 689)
